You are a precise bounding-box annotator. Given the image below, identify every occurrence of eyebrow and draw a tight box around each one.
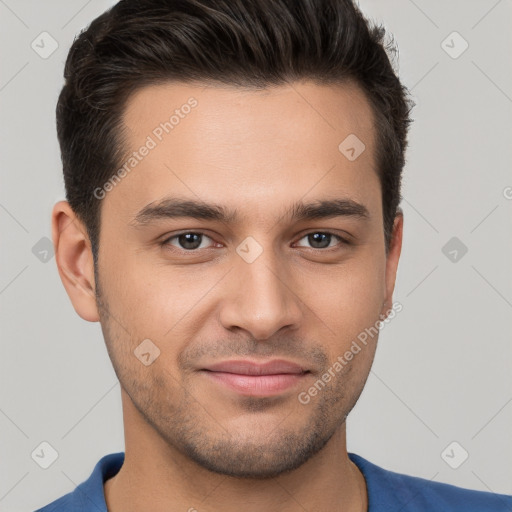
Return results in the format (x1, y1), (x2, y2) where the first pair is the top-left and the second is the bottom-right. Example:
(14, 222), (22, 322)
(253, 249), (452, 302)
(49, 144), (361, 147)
(131, 196), (370, 227)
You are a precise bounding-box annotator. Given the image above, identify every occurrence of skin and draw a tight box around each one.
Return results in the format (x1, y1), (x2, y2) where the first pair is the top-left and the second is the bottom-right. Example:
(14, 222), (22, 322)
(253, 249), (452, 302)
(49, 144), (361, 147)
(52, 80), (403, 512)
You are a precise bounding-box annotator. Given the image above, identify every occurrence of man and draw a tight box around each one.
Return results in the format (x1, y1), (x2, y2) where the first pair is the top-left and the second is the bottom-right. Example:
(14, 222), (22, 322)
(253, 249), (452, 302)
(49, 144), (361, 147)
(36, 0), (511, 510)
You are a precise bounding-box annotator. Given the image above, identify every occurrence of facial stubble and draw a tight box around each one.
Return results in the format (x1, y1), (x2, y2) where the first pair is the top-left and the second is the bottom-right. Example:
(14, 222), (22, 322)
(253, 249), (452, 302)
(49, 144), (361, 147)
(94, 270), (371, 479)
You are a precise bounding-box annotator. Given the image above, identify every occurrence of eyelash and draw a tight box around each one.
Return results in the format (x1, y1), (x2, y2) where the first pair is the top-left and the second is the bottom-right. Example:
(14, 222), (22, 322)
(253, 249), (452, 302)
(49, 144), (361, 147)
(160, 231), (350, 253)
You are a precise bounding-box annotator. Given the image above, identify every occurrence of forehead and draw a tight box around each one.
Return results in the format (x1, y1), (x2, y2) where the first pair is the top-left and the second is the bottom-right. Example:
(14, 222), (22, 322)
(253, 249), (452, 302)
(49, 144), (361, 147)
(122, 80), (376, 153)
(106, 80), (380, 227)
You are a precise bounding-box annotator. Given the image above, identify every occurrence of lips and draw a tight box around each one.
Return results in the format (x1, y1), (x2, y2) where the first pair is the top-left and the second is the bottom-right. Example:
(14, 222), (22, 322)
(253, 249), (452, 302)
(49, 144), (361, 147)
(202, 359), (307, 375)
(200, 359), (310, 396)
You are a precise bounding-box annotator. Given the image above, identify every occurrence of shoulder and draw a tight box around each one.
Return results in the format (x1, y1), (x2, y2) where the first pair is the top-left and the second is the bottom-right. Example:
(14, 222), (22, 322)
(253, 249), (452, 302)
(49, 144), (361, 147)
(34, 452), (125, 512)
(349, 452), (512, 511)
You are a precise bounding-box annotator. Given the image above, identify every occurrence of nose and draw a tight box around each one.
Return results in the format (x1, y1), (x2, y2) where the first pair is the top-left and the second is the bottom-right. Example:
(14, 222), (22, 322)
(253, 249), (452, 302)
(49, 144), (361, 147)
(218, 247), (303, 341)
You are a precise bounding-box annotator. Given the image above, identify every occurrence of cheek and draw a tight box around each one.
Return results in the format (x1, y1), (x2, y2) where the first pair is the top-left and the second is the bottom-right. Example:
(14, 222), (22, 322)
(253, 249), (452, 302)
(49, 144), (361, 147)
(96, 252), (169, 348)
(102, 254), (222, 356)
(310, 256), (384, 320)
(306, 256), (385, 358)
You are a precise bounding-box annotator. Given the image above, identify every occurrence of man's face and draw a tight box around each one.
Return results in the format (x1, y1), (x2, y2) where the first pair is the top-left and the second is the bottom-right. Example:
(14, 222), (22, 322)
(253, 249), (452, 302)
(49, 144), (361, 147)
(94, 80), (401, 478)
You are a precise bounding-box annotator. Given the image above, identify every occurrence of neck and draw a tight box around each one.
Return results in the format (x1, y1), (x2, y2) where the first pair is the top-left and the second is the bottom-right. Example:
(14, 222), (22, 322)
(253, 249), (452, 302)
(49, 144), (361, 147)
(104, 391), (367, 512)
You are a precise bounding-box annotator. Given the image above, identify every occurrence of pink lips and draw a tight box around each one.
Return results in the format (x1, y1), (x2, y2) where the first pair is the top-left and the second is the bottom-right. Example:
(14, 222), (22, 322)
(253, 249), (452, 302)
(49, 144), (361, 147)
(201, 359), (310, 396)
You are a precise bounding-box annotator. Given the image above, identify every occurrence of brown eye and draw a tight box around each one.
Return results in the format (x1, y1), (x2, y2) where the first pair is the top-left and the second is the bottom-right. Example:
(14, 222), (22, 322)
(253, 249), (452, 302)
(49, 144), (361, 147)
(162, 232), (214, 251)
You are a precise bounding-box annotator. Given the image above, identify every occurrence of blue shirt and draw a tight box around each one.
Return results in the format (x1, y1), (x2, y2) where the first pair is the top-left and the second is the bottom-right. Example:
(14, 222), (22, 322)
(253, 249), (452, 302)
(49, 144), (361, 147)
(35, 451), (512, 511)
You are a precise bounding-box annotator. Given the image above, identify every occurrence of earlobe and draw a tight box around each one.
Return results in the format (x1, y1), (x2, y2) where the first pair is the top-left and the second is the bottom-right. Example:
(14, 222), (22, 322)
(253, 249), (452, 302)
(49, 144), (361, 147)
(51, 200), (100, 322)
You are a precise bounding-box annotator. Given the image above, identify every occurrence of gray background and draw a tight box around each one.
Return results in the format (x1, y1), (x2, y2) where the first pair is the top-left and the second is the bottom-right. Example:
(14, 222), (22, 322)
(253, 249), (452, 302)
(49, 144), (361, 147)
(1, 0), (511, 510)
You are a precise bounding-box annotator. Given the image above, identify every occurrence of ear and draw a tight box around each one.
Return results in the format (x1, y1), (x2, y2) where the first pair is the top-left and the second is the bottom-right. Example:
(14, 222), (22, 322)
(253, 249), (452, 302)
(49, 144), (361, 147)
(52, 200), (100, 322)
(381, 209), (403, 316)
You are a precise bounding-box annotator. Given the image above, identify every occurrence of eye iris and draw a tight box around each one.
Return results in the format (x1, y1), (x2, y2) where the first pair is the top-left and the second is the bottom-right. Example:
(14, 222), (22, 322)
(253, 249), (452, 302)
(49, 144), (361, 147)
(179, 233), (202, 250)
(309, 233), (331, 249)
